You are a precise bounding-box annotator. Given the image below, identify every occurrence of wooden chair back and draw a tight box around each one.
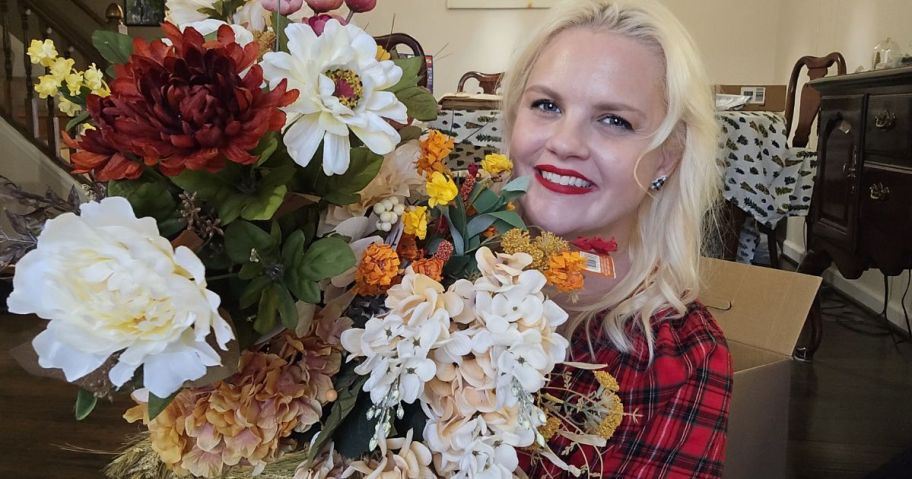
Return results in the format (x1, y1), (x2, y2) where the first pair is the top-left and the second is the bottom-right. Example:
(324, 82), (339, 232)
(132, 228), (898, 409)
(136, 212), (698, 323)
(374, 33), (429, 89)
(784, 52), (846, 148)
(456, 71), (503, 94)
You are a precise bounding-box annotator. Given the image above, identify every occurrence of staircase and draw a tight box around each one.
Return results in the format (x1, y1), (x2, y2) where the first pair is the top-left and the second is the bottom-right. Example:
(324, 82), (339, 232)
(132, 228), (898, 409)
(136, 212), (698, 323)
(0, 0), (125, 185)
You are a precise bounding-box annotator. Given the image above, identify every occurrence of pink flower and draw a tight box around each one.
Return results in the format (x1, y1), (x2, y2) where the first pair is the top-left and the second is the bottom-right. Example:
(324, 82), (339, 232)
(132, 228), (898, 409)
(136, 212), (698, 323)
(305, 0), (343, 13)
(261, 0), (304, 15)
(303, 13), (346, 35)
(345, 0), (376, 13)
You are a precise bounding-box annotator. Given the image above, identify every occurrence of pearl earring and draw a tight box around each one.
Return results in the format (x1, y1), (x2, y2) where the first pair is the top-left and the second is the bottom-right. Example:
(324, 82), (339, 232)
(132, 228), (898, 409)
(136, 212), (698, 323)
(650, 175), (668, 191)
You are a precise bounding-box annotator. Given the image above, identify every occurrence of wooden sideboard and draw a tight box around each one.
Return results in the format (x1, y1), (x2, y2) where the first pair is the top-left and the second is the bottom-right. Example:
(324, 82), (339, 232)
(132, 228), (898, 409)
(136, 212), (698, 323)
(796, 67), (912, 359)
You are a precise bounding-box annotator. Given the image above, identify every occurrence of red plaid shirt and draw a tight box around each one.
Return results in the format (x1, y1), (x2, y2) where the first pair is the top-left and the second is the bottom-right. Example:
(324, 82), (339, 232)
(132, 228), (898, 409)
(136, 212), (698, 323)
(520, 302), (733, 478)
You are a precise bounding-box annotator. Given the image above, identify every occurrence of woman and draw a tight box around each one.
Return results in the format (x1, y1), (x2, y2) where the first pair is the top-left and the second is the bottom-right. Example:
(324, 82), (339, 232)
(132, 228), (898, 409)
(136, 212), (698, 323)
(504, 0), (732, 477)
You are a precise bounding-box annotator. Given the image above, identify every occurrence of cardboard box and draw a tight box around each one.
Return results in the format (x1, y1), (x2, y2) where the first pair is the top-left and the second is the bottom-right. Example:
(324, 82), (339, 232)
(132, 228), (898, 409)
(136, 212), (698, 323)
(715, 84), (788, 112)
(699, 258), (821, 479)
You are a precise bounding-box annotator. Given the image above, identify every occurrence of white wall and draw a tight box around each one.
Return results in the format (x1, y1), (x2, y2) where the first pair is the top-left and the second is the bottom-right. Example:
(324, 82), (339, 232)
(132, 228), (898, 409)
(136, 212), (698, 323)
(352, 0), (786, 94)
(776, 0), (912, 332)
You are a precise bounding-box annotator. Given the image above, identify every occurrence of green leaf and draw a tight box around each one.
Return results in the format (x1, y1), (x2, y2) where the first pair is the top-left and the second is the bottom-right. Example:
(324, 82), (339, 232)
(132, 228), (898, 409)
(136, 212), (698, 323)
(450, 196), (468, 239)
(254, 285), (278, 333)
(290, 278), (320, 304)
(275, 284), (297, 329)
(224, 220), (276, 264)
(239, 167), (294, 221)
(442, 207), (465, 256)
(240, 275), (271, 309)
(323, 191), (361, 206)
(467, 214), (497, 238)
(472, 189), (502, 214)
(65, 110), (90, 132)
(305, 364), (368, 465)
(253, 132), (280, 167)
(501, 175), (531, 203)
(443, 254), (472, 277)
(275, 14), (291, 52)
(389, 56), (424, 93)
(172, 162), (293, 225)
(281, 230), (306, 268)
(297, 237), (355, 281)
(502, 175), (530, 193)
(148, 389), (181, 421)
(487, 210), (525, 229)
(158, 218), (187, 237)
(92, 30), (133, 65)
(398, 125), (423, 143)
(74, 389), (97, 421)
(330, 148), (383, 194)
(238, 262), (264, 280)
(107, 177), (177, 222)
(395, 86), (438, 122)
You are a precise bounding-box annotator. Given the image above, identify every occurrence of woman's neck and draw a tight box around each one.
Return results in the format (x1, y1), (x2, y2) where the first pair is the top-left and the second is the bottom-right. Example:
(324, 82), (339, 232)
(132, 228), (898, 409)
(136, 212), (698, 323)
(574, 242), (631, 306)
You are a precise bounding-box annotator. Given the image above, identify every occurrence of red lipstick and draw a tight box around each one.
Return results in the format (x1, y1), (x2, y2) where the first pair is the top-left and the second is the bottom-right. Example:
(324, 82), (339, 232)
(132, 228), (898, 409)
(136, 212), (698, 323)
(534, 165), (595, 195)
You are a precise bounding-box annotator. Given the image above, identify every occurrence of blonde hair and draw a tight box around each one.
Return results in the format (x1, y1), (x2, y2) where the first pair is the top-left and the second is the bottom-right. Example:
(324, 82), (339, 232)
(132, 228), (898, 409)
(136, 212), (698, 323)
(501, 0), (721, 356)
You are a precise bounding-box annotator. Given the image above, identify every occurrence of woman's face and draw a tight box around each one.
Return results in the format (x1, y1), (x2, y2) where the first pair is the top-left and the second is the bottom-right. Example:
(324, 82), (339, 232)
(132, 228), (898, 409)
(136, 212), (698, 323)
(510, 27), (671, 241)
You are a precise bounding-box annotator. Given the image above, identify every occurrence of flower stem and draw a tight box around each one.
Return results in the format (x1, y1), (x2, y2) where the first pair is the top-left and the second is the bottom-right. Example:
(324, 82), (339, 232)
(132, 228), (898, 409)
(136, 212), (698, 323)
(206, 273), (238, 282)
(346, 10), (355, 23)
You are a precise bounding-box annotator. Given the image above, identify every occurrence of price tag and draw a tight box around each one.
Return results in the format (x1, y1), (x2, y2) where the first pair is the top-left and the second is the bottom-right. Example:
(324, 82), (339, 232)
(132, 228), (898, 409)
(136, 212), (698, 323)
(579, 251), (615, 278)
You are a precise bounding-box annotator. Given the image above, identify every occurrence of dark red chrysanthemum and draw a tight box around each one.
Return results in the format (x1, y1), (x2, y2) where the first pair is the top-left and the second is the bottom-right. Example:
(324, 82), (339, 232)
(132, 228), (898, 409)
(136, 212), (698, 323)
(69, 23), (298, 180)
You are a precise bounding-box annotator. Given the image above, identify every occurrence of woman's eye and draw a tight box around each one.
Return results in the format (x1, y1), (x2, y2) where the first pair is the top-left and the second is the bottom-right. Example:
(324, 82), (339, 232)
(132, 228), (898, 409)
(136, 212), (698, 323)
(601, 115), (633, 130)
(531, 99), (560, 113)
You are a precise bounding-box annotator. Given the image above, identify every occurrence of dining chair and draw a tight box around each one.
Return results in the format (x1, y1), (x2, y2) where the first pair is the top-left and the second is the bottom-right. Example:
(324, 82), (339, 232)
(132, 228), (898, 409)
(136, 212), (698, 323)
(784, 52), (847, 148)
(456, 71), (503, 94)
(374, 33), (429, 90)
(761, 52), (846, 267)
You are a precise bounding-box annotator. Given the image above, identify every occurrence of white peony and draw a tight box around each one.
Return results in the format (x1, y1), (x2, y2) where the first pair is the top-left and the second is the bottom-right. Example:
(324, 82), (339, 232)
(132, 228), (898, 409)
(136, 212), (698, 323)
(7, 197), (233, 398)
(179, 19), (255, 46)
(166, 0), (269, 32)
(165, 0), (216, 25)
(261, 20), (408, 175)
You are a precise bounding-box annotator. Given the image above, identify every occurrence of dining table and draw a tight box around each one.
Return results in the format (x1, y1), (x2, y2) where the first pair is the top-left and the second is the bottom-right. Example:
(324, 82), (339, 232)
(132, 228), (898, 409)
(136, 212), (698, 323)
(427, 96), (819, 264)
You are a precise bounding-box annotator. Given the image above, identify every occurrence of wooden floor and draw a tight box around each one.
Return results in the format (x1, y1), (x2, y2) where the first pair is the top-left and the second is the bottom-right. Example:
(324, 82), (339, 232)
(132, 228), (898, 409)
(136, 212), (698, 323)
(1, 283), (911, 478)
(788, 284), (912, 479)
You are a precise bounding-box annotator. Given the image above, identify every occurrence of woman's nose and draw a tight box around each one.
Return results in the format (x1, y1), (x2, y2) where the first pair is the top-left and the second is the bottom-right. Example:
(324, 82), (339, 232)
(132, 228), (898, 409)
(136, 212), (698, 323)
(544, 114), (589, 161)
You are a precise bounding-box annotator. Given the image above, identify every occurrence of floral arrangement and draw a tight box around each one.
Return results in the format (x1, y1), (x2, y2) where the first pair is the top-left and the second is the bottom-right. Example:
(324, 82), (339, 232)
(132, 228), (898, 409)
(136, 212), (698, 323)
(5, 1), (624, 478)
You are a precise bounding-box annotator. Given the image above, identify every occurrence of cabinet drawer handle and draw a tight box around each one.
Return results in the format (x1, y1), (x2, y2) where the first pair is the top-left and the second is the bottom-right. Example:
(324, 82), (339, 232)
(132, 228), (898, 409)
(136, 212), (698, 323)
(873, 111), (896, 130)
(869, 182), (891, 201)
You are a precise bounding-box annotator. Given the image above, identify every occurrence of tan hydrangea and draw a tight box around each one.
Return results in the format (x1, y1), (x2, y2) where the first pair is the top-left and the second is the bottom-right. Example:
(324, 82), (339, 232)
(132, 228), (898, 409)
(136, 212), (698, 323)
(125, 319), (346, 478)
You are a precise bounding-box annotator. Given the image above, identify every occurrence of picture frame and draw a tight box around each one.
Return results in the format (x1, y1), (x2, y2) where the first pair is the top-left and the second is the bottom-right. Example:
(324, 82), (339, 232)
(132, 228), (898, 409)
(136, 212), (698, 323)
(123, 0), (166, 26)
(446, 0), (555, 9)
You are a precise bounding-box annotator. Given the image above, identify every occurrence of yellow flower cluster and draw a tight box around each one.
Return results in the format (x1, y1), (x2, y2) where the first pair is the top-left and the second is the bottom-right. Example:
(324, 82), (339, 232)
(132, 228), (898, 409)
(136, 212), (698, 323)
(426, 171), (458, 208)
(481, 153), (513, 175)
(28, 38), (109, 117)
(538, 415), (562, 441)
(375, 45), (391, 61)
(402, 206), (428, 240)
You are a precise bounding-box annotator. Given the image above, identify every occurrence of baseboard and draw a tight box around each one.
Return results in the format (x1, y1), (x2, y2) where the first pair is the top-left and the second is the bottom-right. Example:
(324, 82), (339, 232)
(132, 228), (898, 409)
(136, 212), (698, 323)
(781, 239), (911, 332)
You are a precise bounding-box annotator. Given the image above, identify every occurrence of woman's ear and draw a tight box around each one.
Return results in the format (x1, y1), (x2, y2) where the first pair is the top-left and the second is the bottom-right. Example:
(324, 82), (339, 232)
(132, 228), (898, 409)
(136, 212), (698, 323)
(656, 126), (686, 179)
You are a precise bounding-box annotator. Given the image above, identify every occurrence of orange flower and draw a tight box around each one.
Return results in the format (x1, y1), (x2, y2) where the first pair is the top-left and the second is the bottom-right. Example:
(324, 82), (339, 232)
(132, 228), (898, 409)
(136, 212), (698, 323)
(411, 257), (445, 282)
(545, 251), (586, 292)
(397, 234), (423, 262)
(355, 243), (401, 296)
(482, 226), (497, 239)
(417, 129), (454, 177)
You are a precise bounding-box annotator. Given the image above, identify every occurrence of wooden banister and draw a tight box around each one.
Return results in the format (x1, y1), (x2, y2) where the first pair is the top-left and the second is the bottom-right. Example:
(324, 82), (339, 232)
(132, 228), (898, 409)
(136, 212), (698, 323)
(0, 0), (125, 184)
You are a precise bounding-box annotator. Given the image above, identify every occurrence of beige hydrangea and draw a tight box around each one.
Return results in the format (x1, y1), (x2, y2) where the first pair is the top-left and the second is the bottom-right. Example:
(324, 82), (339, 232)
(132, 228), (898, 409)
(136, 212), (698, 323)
(125, 315), (347, 478)
(342, 430), (434, 479)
